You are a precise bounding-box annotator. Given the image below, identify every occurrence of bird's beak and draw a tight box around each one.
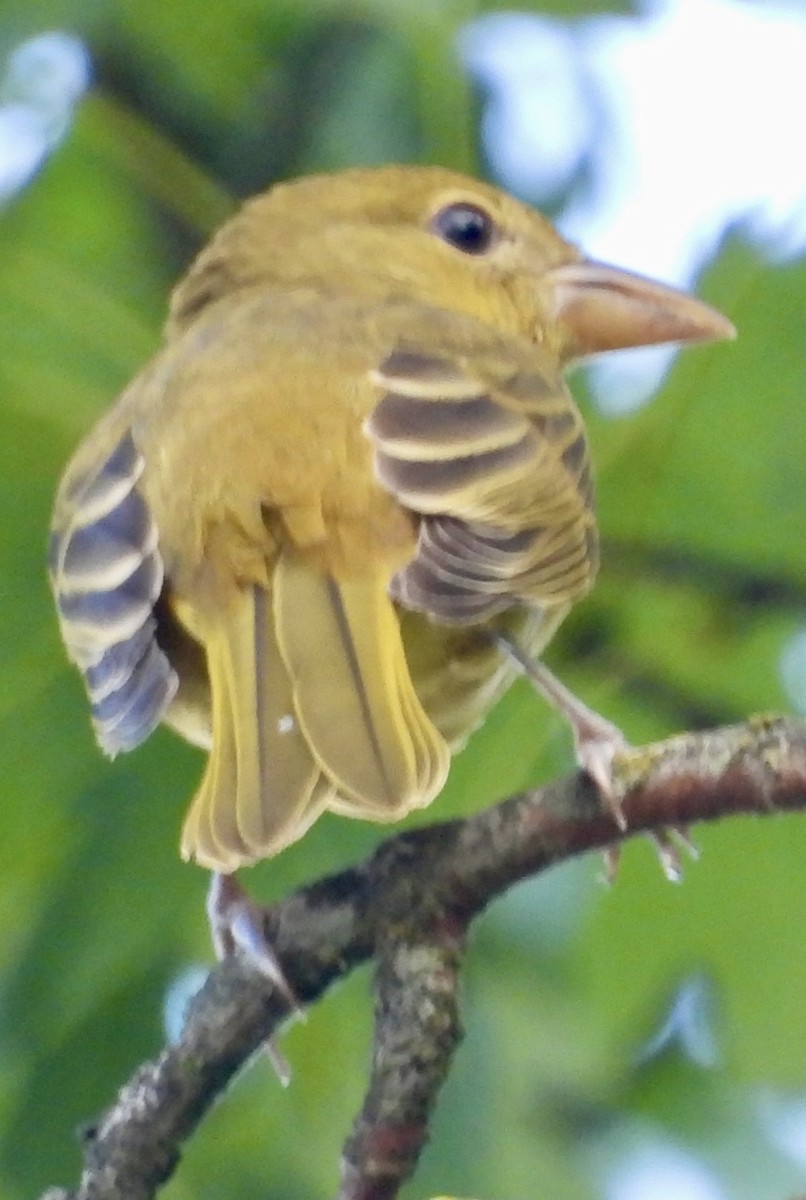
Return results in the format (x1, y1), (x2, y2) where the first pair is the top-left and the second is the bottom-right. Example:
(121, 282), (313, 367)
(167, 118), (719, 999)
(544, 260), (736, 361)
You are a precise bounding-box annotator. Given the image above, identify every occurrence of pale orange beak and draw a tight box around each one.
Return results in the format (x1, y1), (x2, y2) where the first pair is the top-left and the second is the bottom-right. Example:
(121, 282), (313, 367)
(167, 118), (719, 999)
(544, 260), (736, 362)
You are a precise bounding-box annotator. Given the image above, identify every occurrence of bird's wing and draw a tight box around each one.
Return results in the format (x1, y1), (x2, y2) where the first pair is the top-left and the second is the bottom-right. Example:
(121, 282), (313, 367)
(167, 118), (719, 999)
(365, 346), (598, 624)
(48, 428), (178, 755)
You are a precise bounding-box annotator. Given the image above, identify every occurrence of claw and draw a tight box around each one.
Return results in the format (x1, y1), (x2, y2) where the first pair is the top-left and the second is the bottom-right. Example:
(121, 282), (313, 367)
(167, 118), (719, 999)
(672, 825), (700, 861)
(600, 844), (622, 885)
(208, 873), (301, 1005)
(651, 829), (684, 883)
(207, 873), (304, 1084)
(649, 826), (700, 882)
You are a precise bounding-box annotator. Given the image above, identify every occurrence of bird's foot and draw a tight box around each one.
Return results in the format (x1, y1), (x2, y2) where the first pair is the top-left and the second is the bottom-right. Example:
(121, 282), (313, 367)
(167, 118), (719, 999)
(207, 872), (302, 1085)
(494, 635), (697, 882)
(649, 825), (700, 882)
(601, 826), (699, 885)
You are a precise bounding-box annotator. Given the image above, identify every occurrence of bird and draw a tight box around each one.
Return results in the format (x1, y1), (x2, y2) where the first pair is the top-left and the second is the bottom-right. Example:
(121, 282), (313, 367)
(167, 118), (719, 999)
(48, 165), (734, 950)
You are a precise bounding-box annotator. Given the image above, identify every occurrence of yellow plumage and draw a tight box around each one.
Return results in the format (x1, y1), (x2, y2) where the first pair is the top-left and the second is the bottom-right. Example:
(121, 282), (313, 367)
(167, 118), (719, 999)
(48, 166), (733, 872)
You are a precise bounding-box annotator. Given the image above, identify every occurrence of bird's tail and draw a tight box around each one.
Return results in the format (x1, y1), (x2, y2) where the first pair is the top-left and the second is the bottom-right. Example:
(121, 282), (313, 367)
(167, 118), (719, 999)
(180, 555), (449, 871)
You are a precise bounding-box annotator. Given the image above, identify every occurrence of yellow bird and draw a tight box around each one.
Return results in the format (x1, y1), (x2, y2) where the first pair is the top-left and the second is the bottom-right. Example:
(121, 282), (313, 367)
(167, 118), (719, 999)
(49, 166), (733, 885)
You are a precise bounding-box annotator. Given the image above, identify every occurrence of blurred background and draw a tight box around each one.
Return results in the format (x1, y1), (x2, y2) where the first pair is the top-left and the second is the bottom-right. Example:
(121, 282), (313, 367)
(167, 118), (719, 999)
(2, 0), (806, 1197)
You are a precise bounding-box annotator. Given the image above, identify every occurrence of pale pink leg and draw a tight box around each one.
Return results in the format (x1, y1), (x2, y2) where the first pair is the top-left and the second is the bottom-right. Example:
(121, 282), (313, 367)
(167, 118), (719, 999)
(207, 872), (301, 1085)
(493, 634), (628, 825)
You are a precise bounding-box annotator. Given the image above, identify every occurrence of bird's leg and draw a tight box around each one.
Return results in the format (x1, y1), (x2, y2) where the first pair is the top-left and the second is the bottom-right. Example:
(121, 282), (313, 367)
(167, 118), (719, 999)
(207, 872), (302, 1084)
(492, 633), (629, 825)
(493, 634), (698, 882)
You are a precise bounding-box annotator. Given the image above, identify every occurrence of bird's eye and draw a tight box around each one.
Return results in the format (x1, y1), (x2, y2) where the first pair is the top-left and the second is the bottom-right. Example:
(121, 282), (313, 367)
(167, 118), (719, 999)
(430, 202), (496, 255)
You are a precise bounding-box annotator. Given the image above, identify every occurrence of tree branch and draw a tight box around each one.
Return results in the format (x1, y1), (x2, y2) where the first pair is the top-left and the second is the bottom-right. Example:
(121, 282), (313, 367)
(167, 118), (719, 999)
(38, 715), (806, 1200)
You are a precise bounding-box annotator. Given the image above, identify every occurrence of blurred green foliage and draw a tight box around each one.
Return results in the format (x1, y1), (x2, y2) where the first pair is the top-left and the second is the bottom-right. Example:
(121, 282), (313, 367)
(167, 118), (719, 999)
(2, 2), (806, 1198)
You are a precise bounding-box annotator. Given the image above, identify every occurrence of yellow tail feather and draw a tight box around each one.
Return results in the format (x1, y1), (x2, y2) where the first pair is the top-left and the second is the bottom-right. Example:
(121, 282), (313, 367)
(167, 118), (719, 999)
(181, 557), (451, 871)
(273, 553), (450, 821)
(181, 583), (325, 870)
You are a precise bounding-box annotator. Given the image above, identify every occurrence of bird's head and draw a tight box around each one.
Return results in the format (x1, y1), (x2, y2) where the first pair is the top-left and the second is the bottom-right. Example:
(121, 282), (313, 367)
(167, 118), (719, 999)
(169, 165), (735, 362)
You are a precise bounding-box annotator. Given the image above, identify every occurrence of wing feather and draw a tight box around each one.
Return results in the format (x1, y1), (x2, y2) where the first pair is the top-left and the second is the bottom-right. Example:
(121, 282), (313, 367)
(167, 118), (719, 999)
(366, 348), (598, 625)
(49, 431), (177, 754)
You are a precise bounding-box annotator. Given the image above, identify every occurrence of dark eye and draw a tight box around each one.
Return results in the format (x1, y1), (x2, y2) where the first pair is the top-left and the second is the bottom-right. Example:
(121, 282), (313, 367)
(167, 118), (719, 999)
(430, 202), (496, 255)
